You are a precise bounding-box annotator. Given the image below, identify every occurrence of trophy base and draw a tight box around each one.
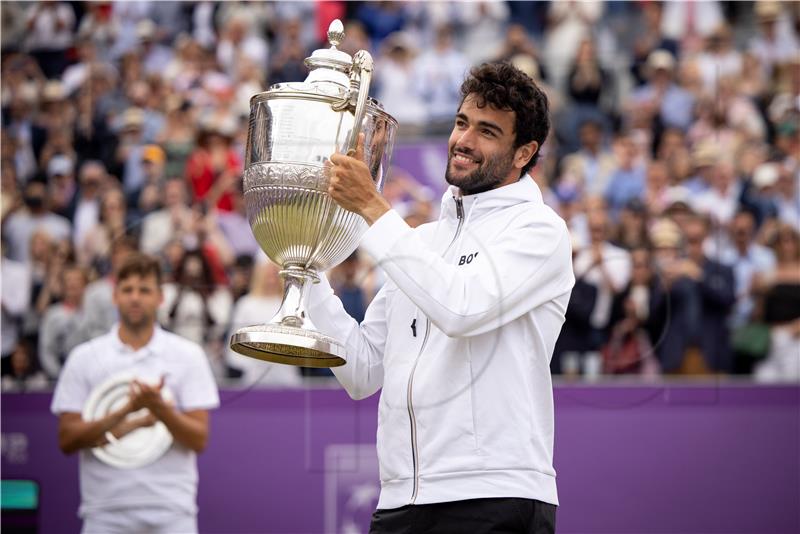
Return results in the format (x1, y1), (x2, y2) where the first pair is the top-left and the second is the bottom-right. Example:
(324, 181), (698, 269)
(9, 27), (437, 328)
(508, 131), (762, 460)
(230, 324), (346, 368)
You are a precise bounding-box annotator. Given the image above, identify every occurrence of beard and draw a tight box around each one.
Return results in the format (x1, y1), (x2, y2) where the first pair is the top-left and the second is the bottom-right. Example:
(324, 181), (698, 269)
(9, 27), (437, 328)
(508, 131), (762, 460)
(119, 307), (155, 332)
(445, 146), (516, 196)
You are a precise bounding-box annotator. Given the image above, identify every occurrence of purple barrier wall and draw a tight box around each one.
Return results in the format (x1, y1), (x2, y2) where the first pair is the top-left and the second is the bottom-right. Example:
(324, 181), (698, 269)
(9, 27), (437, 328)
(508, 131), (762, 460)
(2, 384), (798, 533)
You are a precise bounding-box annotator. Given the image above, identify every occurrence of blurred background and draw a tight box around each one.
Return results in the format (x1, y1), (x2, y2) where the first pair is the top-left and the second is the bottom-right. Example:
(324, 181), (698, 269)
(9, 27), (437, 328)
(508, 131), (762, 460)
(0, 1), (798, 533)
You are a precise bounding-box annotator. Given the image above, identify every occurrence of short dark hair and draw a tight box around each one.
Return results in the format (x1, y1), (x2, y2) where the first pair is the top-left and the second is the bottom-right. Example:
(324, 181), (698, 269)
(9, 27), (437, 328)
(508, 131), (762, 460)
(117, 253), (162, 286)
(459, 61), (550, 174)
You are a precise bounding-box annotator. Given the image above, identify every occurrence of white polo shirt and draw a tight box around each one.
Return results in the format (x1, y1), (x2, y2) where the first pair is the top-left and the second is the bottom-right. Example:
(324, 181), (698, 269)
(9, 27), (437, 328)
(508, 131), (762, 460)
(51, 325), (220, 517)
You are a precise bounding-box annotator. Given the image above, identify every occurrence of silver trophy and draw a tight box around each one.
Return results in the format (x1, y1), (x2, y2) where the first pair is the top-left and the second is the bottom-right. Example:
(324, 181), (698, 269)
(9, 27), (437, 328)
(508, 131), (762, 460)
(230, 20), (397, 367)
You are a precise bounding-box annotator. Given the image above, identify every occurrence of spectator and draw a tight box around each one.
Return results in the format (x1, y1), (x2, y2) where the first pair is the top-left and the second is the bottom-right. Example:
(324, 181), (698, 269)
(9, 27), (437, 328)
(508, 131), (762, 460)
(753, 224), (800, 382)
(2, 181), (71, 263)
(721, 210), (777, 328)
(749, 1), (799, 79)
(330, 251), (367, 323)
(216, 13), (269, 80)
(573, 209), (632, 349)
(603, 247), (662, 376)
(1, 244), (31, 365)
(71, 161), (107, 251)
(156, 97), (197, 181)
(630, 2), (679, 86)
(213, 180), (260, 260)
(562, 120), (616, 197)
(38, 264), (87, 379)
(185, 116), (241, 213)
(604, 133), (647, 217)
(691, 159), (741, 228)
(140, 178), (194, 256)
(72, 236), (137, 348)
(413, 24), (469, 133)
(375, 32), (427, 131)
(136, 20), (174, 76)
(683, 216), (737, 372)
(696, 24), (743, 94)
(78, 186), (129, 273)
(543, 0), (603, 92)
(45, 154), (77, 220)
(1, 341), (48, 392)
(225, 260), (302, 387)
(268, 18), (308, 84)
(629, 50), (695, 132)
(24, 2), (75, 78)
(159, 249), (233, 374)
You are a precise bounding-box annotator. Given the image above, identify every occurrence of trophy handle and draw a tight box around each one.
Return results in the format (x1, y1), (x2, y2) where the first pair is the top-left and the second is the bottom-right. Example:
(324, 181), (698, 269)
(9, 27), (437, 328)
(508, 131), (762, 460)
(332, 50), (374, 156)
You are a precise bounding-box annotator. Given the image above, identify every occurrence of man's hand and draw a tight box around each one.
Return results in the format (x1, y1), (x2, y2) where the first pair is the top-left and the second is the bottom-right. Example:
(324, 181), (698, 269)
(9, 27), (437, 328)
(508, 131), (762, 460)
(328, 133), (391, 225)
(126, 376), (167, 415)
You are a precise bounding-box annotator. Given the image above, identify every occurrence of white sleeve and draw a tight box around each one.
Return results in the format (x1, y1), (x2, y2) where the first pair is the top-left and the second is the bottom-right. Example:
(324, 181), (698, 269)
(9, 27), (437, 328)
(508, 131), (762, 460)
(307, 275), (388, 400)
(50, 348), (91, 415)
(360, 210), (575, 338)
(175, 344), (220, 411)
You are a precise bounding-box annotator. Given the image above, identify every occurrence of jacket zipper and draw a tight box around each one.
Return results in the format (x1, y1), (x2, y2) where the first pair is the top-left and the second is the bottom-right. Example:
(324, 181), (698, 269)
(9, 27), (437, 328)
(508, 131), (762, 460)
(406, 195), (464, 504)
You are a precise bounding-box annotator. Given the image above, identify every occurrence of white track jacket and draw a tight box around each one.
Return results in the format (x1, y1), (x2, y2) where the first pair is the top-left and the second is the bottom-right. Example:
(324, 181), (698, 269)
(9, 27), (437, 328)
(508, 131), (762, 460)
(308, 175), (574, 509)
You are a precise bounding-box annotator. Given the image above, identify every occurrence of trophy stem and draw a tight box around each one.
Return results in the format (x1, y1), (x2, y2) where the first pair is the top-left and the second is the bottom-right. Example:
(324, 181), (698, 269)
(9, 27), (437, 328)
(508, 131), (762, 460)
(271, 266), (319, 330)
(229, 263), (345, 367)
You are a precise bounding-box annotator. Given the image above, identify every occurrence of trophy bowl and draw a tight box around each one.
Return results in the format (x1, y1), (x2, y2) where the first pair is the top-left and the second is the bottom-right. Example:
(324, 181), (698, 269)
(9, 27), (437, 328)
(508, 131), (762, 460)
(230, 20), (398, 367)
(83, 373), (175, 469)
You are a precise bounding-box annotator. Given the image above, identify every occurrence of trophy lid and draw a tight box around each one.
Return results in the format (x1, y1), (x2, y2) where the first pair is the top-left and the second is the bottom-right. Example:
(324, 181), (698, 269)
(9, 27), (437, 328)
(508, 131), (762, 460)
(303, 20), (352, 87)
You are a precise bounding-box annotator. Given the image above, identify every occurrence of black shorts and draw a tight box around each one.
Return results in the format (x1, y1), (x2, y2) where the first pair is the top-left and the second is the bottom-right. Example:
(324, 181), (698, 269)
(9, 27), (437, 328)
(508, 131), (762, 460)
(370, 497), (557, 534)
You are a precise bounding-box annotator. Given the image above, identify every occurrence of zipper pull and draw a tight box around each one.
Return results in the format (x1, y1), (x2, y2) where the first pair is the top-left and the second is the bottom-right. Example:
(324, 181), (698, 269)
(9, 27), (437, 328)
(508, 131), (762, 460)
(410, 318), (417, 337)
(455, 196), (464, 220)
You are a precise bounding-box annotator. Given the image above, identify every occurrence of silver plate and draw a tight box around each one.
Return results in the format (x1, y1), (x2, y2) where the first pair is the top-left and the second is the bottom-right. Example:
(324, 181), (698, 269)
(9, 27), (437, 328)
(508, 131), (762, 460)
(83, 373), (175, 469)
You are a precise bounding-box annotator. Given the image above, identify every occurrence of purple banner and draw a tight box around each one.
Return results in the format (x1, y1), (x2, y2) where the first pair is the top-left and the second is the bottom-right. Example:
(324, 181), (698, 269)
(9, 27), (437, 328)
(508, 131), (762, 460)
(2, 385), (798, 533)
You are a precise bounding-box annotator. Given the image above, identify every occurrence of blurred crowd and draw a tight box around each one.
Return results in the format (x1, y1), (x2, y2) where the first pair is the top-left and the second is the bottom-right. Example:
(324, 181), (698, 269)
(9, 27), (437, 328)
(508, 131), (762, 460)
(1, 1), (798, 391)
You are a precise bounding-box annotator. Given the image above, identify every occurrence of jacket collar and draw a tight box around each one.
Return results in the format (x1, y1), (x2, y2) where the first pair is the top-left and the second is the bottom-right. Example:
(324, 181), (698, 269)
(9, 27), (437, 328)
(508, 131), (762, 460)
(439, 174), (543, 222)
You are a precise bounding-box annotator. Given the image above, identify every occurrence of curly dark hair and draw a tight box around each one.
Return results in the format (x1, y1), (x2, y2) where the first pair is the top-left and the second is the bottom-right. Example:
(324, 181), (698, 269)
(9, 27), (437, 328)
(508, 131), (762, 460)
(459, 61), (550, 174)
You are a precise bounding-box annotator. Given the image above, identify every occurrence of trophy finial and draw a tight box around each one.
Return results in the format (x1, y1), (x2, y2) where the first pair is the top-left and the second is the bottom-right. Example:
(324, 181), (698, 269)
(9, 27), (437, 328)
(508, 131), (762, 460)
(328, 19), (345, 48)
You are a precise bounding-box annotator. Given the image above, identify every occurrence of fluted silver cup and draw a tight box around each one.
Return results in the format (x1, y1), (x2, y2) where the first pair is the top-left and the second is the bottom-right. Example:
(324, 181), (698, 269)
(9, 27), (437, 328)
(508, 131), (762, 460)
(230, 24), (397, 367)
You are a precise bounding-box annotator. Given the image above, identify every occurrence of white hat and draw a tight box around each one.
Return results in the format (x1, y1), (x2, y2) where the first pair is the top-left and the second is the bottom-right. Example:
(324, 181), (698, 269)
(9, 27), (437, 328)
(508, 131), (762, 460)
(47, 154), (74, 177)
(753, 163), (780, 189)
(647, 49), (676, 72)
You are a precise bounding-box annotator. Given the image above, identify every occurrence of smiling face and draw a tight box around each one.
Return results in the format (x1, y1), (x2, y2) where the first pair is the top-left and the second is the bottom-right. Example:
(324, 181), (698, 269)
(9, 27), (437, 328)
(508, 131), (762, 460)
(445, 94), (537, 195)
